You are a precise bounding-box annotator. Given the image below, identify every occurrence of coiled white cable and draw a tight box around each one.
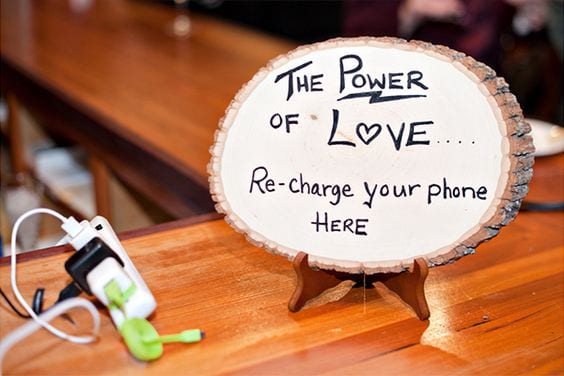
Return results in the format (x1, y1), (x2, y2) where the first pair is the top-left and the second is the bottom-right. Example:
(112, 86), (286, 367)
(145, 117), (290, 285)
(3, 208), (100, 362)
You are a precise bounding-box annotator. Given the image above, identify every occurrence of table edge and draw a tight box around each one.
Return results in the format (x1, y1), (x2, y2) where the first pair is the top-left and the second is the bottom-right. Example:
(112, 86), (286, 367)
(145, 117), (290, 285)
(0, 212), (223, 265)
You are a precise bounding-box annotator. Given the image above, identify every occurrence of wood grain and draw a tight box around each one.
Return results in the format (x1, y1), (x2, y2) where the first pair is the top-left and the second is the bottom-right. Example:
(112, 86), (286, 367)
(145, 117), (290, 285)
(1, 156), (561, 375)
(0, 0), (295, 217)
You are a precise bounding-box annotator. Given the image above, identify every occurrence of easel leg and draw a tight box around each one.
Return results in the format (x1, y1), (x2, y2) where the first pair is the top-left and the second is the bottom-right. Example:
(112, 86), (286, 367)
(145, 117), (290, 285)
(288, 252), (342, 312)
(381, 258), (430, 320)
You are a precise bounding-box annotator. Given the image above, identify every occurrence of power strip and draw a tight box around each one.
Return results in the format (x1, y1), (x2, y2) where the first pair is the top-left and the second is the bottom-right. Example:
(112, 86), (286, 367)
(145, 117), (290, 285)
(59, 216), (156, 327)
(2, 209), (201, 364)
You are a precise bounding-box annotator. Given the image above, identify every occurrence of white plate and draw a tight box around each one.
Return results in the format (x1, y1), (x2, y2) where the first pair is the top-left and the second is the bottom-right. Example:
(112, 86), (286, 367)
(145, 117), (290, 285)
(527, 118), (564, 157)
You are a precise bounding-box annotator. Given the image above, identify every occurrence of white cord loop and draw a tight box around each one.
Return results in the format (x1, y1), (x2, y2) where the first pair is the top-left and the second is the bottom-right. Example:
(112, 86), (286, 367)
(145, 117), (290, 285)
(0, 298), (100, 366)
(2, 208), (101, 368)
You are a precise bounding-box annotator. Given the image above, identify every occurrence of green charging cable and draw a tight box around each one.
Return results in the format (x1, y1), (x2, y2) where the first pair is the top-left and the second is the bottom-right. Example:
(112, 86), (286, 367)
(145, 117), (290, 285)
(104, 280), (204, 361)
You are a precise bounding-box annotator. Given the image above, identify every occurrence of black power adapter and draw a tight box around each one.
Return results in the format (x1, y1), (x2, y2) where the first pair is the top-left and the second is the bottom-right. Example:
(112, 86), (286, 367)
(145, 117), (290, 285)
(64, 237), (124, 295)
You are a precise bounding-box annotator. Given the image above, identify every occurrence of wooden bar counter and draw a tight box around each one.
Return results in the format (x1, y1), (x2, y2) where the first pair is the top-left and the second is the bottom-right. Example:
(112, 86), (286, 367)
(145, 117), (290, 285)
(0, 0), (295, 217)
(0, 155), (562, 374)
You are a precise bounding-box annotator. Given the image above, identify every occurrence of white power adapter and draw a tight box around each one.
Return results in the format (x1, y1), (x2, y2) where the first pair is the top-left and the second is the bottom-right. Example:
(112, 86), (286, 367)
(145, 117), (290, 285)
(59, 216), (157, 327)
(58, 215), (203, 361)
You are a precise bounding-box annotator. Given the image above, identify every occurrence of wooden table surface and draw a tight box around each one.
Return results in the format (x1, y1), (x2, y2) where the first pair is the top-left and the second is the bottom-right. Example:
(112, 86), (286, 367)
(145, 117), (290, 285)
(1, 154), (562, 375)
(0, 0), (295, 216)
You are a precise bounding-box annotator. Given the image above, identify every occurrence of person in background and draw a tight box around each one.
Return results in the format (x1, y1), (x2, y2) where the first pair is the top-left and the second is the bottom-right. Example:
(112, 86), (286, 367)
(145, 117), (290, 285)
(343, 0), (548, 71)
(343, 0), (561, 124)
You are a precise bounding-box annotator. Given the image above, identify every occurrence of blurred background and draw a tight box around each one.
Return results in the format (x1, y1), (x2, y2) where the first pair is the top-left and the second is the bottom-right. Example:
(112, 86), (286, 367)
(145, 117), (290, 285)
(1, 0), (562, 254)
(186, 0), (562, 124)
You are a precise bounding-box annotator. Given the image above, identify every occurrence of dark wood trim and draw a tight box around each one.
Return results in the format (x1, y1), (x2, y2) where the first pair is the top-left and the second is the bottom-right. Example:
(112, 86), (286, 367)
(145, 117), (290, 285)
(0, 212), (223, 265)
(0, 58), (214, 218)
(89, 155), (112, 220)
(6, 93), (27, 179)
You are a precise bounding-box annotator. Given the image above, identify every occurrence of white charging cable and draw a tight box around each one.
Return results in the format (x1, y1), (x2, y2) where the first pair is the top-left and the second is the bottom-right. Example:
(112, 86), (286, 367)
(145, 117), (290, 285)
(0, 298), (100, 366)
(4, 208), (101, 354)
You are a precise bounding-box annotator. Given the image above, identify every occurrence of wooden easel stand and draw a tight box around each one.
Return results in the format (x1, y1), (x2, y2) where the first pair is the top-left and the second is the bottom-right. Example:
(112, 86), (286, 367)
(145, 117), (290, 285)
(288, 252), (430, 320)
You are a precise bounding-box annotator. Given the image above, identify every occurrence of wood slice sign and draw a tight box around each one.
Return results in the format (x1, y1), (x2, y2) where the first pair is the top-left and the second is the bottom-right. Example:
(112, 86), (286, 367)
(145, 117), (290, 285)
(209, 38), (534, 273)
